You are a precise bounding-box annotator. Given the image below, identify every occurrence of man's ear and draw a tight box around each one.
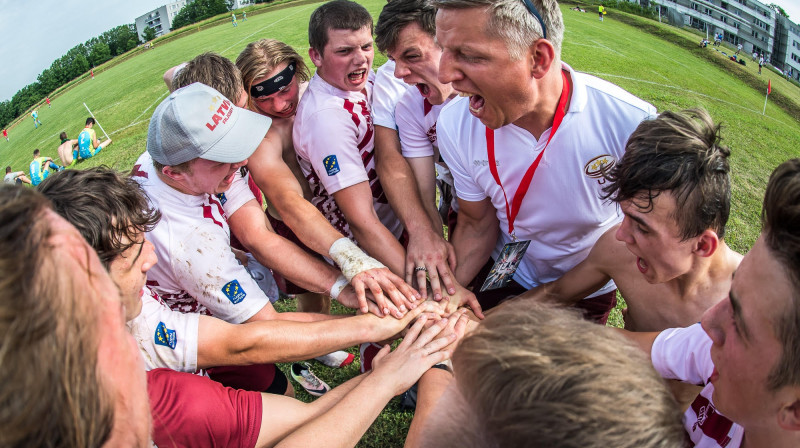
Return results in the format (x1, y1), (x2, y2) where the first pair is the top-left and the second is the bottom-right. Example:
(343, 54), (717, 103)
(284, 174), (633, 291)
(309, 47), (323, 68)
(777, 394), (800, 431)
(693, 230), (719, 258)
(161, 165), (184, 182)
(530, 39), (556, 79)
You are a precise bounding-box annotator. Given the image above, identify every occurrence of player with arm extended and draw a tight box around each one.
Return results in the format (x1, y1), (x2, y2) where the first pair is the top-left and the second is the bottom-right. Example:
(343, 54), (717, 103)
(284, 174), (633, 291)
(518, 109), (742, 332)
(77, 117), (112, 160)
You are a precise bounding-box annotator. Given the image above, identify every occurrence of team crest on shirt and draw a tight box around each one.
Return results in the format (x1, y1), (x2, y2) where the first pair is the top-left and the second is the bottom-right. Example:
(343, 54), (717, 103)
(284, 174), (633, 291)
(583, 154), (616, 185)
(222, 279), (247, 304)
(216, 192), (227, 205)
(154, 322), (177, 349)
(324, 155), (340, 176)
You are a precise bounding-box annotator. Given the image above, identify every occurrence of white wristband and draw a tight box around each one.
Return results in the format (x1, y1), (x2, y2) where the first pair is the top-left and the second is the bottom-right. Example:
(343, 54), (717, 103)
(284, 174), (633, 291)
(329, 274), (349, 301)
(328, 237), (386, 282)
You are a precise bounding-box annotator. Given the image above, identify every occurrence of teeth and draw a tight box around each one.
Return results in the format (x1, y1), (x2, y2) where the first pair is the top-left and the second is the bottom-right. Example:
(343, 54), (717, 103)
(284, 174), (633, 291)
(457, 91), (473, 97)
(408, 82), (417, 86)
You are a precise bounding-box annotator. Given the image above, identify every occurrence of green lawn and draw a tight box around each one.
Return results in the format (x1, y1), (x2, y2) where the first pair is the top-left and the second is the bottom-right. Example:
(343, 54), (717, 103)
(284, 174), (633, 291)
(2, 1), (799, 447)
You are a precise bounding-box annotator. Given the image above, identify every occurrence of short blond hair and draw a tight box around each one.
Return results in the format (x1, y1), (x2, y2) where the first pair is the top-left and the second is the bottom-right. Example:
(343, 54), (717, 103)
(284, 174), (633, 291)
(424, 301), (685, 448)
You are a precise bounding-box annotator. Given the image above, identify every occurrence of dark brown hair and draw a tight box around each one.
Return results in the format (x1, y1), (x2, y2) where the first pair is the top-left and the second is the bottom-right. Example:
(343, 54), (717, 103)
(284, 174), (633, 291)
(602, 109), (731, 240)
(308, 0), (373, 54)
(375, 0), (437, 54)
(37, 167), (161, 268)
(762, 159), (800, 390)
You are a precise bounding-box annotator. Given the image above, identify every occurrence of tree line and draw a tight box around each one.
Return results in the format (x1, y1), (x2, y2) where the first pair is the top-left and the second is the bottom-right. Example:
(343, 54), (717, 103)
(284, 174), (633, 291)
(0, 24), (140, 129)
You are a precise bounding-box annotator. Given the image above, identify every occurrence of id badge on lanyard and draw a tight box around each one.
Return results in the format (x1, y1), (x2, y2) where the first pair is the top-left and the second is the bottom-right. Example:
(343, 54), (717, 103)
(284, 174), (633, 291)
(479, 70), (570, 292)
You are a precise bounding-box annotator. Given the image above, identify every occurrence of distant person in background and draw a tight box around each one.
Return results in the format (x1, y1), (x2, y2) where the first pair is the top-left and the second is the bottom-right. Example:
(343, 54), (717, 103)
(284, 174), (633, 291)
(232, 12), (238, 27)
(31, 109), (42, 128)
(2, 129), (8, 141)
(4, 166), (32, 185)
(57, 131), (80, 167)
(29, 149), (63, 186)
(46, 97), (51, 108)
(91, 68), (95, 79)
(243, 10), (247, 20)
(77, 117), (112, 160)
(759, 55), (764, 74)
(752, 51), (758, 62)
(736, 43), (742, 55)
(598, 3), (604, 21)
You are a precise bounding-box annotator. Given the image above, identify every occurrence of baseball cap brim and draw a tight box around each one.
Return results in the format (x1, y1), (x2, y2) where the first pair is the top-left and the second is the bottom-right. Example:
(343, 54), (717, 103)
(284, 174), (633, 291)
(199, 106), (272, 163)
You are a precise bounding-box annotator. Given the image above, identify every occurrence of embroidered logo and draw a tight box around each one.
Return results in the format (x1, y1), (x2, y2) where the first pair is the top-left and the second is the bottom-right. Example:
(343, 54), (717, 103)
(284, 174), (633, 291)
(205, 96), (234, 131)
(324, 155), (341, 176)
(154, 322), (177, 349)
(215, 193), (227, 205)
(222, 279), (246, 304)
(583, 154), (616, 185)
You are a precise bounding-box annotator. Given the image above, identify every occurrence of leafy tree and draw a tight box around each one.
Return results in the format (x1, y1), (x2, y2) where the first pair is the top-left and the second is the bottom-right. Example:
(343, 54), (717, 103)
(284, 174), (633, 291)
(90, 42), (112, 66)
(143, 26), (157, 42)
(127, 38), (139, 51)
(172, 0), (230, 29)
(769, 4), (789, 18)
(72, 54), (90, 78)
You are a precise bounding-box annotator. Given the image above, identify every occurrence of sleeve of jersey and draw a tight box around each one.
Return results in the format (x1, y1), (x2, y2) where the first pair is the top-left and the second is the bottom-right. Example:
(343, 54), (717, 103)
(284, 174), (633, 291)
(396, 94), (434, 159)
(651, 323), (715, 386)
(437, 104), (487, 202)
(128, 292), (200, 372)
(301, 109), (369, 195)
(173, 223), (270, 324)
(372, 68), (407, 129)
(220, 171), (256, 217)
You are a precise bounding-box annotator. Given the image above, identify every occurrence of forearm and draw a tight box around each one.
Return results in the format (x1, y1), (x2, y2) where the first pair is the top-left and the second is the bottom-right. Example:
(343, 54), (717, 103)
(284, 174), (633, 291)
(404, 368), (453, 448)
(274, 372), (395, 448)
(452, 219), (498, 285)
(350, 224), (407, 276)
(271, 189), (347, 256)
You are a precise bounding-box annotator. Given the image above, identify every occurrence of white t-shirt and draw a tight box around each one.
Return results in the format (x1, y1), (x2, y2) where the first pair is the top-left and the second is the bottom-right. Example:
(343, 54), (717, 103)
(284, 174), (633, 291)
(127, 286), (200, 372)
(395, 90), (457, 210)
(372, 60), (414, 130)
(293, 72), (403, 240)
(437, 63), (656, 292)
(132, 152), (270, 324)
(652, 324), (745, 447)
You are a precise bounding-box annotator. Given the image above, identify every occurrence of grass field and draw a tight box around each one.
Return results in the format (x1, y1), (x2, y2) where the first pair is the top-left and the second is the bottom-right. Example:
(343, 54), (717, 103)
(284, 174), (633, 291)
(2, 1), (800, 446)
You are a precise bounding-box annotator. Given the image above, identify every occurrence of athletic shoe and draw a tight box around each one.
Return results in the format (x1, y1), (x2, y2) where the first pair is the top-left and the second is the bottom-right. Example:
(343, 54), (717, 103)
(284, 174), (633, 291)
(290, 363), (330, 397)
(359, 342), (384, 374)
(314, 350), (355, 368)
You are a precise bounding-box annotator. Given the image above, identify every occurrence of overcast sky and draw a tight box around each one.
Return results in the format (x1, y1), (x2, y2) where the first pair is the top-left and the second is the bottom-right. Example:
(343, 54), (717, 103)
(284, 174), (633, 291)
(1, 0), (799, 102)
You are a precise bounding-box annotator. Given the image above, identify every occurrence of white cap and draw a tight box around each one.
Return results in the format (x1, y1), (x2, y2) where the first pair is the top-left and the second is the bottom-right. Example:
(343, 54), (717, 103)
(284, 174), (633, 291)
(147, 82), (271, 166)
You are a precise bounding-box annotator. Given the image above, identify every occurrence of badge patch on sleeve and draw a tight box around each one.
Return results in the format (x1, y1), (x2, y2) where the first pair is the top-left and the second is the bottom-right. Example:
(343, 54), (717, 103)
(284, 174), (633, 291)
(215, 192), (227, 205)
(154, 322), (177, 349)
(222, 279), (247, 304)
(323, 155), (340, 176)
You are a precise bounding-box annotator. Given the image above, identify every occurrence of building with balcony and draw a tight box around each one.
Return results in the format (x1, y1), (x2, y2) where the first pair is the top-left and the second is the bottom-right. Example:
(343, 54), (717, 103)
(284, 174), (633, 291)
(135, 0), (188, 41)
(773, 15), (800, 80)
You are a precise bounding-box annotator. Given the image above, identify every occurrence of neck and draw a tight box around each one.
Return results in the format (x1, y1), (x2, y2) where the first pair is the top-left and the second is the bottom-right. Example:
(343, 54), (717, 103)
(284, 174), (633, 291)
(671, 242), (735, 296)
(742, 426), (800, 448)
(512, 67), (569, 139)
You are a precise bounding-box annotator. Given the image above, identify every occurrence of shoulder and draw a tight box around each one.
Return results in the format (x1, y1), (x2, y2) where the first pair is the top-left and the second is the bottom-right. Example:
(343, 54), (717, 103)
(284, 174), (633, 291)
(573, 70), (656, 116)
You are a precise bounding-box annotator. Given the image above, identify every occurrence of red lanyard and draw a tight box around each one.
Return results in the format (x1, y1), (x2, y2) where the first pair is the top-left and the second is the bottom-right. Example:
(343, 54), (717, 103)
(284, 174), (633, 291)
(485, 70), (570, 238)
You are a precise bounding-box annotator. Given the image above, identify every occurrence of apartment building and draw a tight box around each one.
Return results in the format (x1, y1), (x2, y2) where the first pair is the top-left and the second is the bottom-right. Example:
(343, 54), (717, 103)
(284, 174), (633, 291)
(135, 0), (188, 41)
(773, 15), (800, 80)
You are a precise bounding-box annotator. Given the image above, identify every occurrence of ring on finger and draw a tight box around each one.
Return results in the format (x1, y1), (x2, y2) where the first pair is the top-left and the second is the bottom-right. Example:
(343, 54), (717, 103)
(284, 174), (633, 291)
(415, 266), (428, 272)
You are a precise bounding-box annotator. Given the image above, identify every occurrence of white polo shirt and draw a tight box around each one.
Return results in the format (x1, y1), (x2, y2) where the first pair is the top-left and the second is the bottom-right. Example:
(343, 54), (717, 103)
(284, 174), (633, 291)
(652, 324), (744, 447)
(127, 286), (200, 372)
(372, 60), (414, 130)
(132, 151), (270, 324)
(437, 63), (656, 292)
(293, 72), (403, 240)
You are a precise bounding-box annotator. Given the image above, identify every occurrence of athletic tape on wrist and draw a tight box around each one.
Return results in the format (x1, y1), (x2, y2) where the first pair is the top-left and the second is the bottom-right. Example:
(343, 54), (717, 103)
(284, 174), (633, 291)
(328, 237), (385, 282)
(329, 274), (349, 301)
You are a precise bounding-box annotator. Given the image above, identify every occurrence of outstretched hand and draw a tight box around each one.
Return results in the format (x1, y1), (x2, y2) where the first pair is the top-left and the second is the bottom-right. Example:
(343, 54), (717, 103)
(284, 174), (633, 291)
(351, 267), (421, 318)
(405, 228), (458, 301)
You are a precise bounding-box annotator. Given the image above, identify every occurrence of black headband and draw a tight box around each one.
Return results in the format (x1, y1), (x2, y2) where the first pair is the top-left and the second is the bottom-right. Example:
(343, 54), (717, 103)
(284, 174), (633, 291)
(521, 0), (547, 39)
(250, 62), (296, 98)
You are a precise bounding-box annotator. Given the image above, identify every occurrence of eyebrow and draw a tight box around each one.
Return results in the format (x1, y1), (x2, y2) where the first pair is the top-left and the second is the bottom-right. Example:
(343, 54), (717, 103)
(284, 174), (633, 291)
(729, 274), (751, 342)
(624, 212), (649, 230)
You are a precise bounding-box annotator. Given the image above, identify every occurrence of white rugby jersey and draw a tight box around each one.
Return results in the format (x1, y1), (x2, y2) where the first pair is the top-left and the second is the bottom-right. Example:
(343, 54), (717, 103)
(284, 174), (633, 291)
(372, 60), (414, 130)
(132, 152), (270, 324)
(128, 286), (200, 372)
(437, 63), (656, 291)
(652, 324), (744, 447)
(293, 72), (402, 240)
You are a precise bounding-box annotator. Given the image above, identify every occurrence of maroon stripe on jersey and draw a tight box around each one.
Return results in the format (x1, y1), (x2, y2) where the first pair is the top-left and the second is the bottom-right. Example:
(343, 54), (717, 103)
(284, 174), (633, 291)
(131, 164), (148, 178)
(343, 100), (361, 127)
(202, 204), (224, 229)
(357, 101), (373, 151)
(208, 195), (227, 222)
(423, 98), (433, 116)
(690, 395), (733, 447)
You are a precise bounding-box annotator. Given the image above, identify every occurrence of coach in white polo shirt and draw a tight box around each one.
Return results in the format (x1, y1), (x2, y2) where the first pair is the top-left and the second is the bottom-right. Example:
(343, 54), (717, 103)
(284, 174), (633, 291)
(433, 0), (656, 321)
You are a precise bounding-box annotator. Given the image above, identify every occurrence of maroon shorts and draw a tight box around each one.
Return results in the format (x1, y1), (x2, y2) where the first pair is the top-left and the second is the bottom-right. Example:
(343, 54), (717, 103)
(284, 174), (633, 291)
(470, 258), (617, 325)
(206, 363), (280, 393)
(148, 368), (262, 448)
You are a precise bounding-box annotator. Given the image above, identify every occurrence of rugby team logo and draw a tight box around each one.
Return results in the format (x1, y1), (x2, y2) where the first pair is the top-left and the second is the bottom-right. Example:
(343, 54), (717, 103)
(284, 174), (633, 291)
(584, 154), (616, 185)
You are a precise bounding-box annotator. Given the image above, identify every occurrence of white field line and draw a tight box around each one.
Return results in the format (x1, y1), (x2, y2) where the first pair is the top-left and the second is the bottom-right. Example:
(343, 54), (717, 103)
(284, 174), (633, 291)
(219, 4), (315, 56)
(587, 71), (789, 126)
(651, 69), (670, 82)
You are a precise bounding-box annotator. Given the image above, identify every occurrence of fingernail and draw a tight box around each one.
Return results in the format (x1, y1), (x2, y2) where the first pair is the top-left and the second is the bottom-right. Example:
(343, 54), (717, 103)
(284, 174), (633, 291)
(384, 307), (389, 315)
(400, 305), (407, 312)
(449, 288), (456, 294)
(409, 302), (417, 309)
(441, 317), (448, 324)
(435, 293), (442, 300)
